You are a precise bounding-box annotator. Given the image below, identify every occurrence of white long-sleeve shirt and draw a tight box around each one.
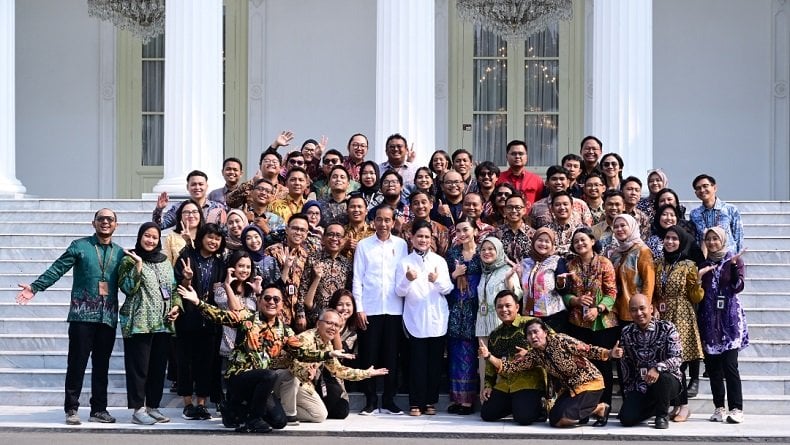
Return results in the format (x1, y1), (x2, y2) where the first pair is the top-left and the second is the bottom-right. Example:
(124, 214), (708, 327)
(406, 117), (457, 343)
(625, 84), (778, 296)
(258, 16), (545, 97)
(395, 251), (453, 338)
(352, 233), (409, 316)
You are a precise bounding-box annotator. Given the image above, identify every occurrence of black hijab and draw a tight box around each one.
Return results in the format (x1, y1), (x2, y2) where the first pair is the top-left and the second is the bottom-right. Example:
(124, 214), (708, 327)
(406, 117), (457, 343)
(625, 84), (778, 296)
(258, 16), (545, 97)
(662, 225), (694, 264)
(134, 222), (168, 263)
(358, 160), (381, 194)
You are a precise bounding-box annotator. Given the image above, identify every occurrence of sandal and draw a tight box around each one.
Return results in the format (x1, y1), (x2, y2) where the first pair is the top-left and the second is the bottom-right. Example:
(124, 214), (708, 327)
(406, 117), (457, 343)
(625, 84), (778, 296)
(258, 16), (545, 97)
(424, 405), (437, 415)
(409, 406), (422, 417)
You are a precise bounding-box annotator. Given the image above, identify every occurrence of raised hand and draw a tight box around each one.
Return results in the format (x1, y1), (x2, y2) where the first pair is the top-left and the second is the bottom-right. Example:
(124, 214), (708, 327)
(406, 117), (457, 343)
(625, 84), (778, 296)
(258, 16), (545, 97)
(15, 283), (34, 305)
(180, 258), (193, 282)
(272, 130), (294, 148)
(428, 267), (438, 283)
(405, 265), (418, 281)
(225, 267), (236, 286)
(156, 191), (169, 210)
(176, 285), (199, 305)
(124, 249), (143, 272)
(313, 263), (326, 280)
(609, 340), (623, 359)
(317, 135), (328, 158)
(407, 143), (417, 163)
(438, 200), (451, 217)
(731, 248), (747, 264)
(477, 338), (490, 358)
(251, 276), (263, 296)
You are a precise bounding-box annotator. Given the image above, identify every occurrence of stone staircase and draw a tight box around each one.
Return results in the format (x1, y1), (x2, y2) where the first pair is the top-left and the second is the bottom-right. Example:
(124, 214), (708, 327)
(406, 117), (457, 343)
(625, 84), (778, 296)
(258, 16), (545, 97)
(0, 199), (789, 414)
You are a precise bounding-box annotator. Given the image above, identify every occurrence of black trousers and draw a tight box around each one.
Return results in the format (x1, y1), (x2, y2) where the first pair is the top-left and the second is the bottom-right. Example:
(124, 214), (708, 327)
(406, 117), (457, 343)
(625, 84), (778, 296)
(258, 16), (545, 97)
(357, 314), (402, 404)
(123, 332), (170, 409)
(480, 388), (543, 425)
(227, 369), (285, 428)
(318, 371), (350, 420)
(408, 335), (445, 408)
(705, 349), (743, 410)
(550, 389), (603, 426)
(619, 372), (682, 426)
(64, 321), (116, 414)
(567, 324), (619, 405)
(176, 330), (216, 398)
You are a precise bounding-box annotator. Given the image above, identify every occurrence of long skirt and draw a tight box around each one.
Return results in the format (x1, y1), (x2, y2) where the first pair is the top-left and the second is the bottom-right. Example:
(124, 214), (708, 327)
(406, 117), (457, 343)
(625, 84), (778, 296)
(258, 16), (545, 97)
(447, 337), (477, 405)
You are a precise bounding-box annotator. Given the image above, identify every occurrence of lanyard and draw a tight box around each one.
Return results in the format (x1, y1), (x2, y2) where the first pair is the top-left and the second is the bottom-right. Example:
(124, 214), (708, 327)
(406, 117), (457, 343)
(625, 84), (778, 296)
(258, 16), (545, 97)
(94, 244), (114, 281)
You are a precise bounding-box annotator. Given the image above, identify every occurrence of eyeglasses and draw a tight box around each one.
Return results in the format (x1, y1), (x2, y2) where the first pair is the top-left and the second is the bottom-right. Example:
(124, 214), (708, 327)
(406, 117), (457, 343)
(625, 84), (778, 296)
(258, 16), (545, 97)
(323, 158), (341, 165)
(261, 159), (279, 165)
(508, 152), (526, 157)
(95, 216), (115, 223)
(182, 210), (201, 216)
(602, 161), (619, 167)
(505, 205), (525, 212)
(381, 180), (400, 186)
(495, 192), (512, 198)
(318, 319), (342, 328)
(288, 159), (305, 166)
(253, 187), (272, 193)
(324, 232), (344, 239)
(288, 226), (309, 233)
(261, 295), (281, 303)
(477, 171), (496, 178)
(444, 180), (463, 186)
(350, 142), (368, 149)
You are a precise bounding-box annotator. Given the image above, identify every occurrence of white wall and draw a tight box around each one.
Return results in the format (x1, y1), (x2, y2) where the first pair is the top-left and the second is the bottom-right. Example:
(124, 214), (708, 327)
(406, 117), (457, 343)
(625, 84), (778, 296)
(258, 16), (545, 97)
(260, 0), (377, 158)
(16, 0), (102, 198)
(653, 0), (772, 200)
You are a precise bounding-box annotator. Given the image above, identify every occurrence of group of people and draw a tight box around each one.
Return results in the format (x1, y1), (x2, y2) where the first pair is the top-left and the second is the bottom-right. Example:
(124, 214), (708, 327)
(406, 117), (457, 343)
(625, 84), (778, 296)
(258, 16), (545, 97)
(15, 131), (748, 432)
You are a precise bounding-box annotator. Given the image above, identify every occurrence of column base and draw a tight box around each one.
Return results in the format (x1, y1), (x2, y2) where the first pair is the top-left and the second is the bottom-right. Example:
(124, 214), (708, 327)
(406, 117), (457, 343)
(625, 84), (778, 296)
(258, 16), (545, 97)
(152, 175), (188, 196)
(0, 177), (27, 198)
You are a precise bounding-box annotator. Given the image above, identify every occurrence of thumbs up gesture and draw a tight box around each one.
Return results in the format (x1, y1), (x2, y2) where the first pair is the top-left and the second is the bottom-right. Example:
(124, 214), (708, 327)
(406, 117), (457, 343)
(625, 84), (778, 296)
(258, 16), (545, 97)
(406, 265), (418, 281)
(428, 267), (438, 283)
(609, 340), (623, 359)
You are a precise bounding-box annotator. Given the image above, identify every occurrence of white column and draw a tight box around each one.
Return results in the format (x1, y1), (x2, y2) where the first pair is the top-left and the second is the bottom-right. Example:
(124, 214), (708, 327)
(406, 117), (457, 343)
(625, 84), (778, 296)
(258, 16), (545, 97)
(0, 0), (26, 197)
(591, 0), (652, 180)
(153, 0), (223, 195)
(375, 0), (436, 167)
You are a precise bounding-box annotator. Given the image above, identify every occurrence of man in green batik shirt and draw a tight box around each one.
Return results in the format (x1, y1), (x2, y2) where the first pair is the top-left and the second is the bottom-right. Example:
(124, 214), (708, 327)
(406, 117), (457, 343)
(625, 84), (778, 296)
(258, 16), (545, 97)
(16, 208), (126, 426)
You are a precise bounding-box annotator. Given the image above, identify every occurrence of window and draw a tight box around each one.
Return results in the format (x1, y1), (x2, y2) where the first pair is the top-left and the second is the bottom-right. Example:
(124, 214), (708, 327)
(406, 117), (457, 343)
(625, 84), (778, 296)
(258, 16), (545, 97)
(142, 35), (164, 166)
(450, 1), (584, 170)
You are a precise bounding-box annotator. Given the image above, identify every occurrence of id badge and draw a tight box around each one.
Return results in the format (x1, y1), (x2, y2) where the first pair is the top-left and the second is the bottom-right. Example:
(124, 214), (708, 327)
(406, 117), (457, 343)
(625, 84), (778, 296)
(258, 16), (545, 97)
(640, 368), (648, 379)
(716, 295), (726, 310)
(582, 306), (588, 318)
(287, 284), (296, 296)
(659, 302), (666, 313)
(160, 284), (171, 301)
(479, 303), (488, 316)
(98, 281), (109, 297)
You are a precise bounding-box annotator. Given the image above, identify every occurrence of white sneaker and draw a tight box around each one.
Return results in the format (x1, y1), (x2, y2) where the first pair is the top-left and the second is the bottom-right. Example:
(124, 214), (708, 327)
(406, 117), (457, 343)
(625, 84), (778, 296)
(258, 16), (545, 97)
(132, 408), (157, 425)
(146, 407), (170, 423)
(726, 408), (744, 424)
(709, 407), (726, 422)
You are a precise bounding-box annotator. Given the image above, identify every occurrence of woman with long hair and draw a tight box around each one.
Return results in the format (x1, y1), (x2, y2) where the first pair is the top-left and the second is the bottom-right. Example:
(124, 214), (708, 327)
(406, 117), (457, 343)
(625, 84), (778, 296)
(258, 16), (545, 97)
(599, 153), (624, 191)
(163, 199), (205, 266)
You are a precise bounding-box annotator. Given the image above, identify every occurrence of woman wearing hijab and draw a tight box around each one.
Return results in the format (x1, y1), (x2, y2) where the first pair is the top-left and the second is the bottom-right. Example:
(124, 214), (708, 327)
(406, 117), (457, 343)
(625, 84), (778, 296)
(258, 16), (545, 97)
(637, 169), (669, 220)
(519, 228), (569, 333)
(609, 214), (655, 325)
(562, 227), (618, 420)
(224, 209), (249, 254)
(119, 222), (181, 425)
(653, 225), (705, 422)
(241, 225), (281, 285)
(698, 227), (747, 424)
(357, 161), (384, 210)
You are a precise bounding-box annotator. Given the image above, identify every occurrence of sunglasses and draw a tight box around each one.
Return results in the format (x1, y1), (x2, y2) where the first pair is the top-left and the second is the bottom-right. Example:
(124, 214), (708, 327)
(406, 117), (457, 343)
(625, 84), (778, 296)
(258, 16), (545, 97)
(95, 216), (116, 223)
(288, 159), (305, 166)
(261, 295), (281, 303)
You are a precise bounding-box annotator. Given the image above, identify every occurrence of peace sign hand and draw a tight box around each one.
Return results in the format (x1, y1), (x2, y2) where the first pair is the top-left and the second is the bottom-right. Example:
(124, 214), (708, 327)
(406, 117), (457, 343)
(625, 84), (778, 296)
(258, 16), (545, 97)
(180, 258), (193, 282)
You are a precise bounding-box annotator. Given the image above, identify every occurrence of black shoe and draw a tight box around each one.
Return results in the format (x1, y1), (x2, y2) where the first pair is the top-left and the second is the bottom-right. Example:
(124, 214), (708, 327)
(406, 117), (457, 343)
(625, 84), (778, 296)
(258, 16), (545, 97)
(578, 416), (590, 425)
(592, 404), (611, 427)
(169, 381), (178, 393)
(359, 403), (377, 416)
(195, 404), (212, 420)
(380, 401), (404, 415)
(89, 411), (116, 423)
(237, 418), (272, 434)
(654, 415), (669, 429)
(447, 404), (460, 414)
(286, 415), (300, 426)
(456, 405), (474, 415)
(686, 379), (699, 398)
(182, 404), (198, 420)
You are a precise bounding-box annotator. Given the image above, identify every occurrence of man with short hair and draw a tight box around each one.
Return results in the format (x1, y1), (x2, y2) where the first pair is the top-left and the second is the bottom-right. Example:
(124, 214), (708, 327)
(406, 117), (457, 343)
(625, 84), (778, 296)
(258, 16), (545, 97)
(344, 194), (375, 256)
(311, 149), (359, 200)
(593, 189), (626, 258)
(318, 165), (352, 226)
(245, 178), (286, 237)
(269, 168), (309, 222)
(379, 133), (418, 195)
(497, 140), (544, 205)
(368, 170), (410, 234)
(17, 209), (127, 425)
(582, 172), (606, 225)
(226, 149), (289, 209)
(431, 170), (465, 227)
(561, 153), (584, 198)
(300, 138), (323, 179)
(689, 174), (744, 254)
(620, 176), (651, 240)
(615, 294), (683, 429)
(493, 193), (535, 263)
(460, 192), (495, 242)
(353, 206), (409, 415)
(290, 309), (389, 422)
(527, 166), (592, 229)
(577, 135), (603, 185)
(300, 225), (353, 326)
(153, 170), (226, 230)
(209, 157), (244, 206)
(452, 149), (476, 192)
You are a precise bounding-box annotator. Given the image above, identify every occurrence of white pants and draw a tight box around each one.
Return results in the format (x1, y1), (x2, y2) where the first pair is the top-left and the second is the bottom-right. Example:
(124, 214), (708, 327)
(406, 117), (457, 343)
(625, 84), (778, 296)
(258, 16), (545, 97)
(296, 383), (328, 423)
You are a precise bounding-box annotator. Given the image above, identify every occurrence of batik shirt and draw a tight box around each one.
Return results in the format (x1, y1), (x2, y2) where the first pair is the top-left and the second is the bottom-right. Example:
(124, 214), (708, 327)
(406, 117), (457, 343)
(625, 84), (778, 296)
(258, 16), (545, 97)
(619, 319), (683, 394)
(689, 198), (744, 254)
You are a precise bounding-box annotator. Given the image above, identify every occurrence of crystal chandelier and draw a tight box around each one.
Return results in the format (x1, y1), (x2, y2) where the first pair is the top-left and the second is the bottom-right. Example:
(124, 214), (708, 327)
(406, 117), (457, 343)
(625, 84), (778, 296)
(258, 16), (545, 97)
(457, 0), (573, 42)
(87, 0), (165, 43)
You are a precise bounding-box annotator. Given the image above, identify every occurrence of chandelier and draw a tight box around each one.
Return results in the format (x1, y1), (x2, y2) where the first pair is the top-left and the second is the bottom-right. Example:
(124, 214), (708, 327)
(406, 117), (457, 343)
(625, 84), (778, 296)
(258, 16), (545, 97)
(457, 0), (573, 42)
(87, 0), (165, 43)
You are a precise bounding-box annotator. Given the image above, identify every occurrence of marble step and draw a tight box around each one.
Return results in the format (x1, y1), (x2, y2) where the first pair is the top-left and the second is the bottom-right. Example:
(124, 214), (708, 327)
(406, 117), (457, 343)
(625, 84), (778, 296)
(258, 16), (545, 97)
(0, 199), (156, 212)
(740, 213), (790, 224)
(0, 368), (127, 387)
(0, 234), (139, 248)
(0, 222), (147, 235)
(0, 351), (126, 369)
(745, 264), (790, 279)
(740, 340), (790, 357)
(739, 357), (790, 374)
(747, 324), (790, 340)
(0, 388), (182, 409)
(743, 237), (790, 250)
(741, 292), (790, 308)
(731, 202), (790, 212)
(743, 309), (790, 324)
(742, 250), (790, 263)
(0, 210), (153, 223)
(744, 224), (790, 236)
(743, 277), (790, 293)
(0, 334), (125, 352)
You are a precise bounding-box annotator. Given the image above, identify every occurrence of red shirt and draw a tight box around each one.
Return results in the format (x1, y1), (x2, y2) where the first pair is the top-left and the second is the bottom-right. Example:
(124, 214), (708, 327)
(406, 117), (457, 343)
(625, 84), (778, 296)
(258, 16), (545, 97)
(497, 169), (545, 205)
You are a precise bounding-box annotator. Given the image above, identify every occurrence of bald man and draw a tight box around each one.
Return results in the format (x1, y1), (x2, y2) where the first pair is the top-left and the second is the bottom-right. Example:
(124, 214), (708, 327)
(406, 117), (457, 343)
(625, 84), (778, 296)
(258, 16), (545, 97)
(617, 294), (683, 429)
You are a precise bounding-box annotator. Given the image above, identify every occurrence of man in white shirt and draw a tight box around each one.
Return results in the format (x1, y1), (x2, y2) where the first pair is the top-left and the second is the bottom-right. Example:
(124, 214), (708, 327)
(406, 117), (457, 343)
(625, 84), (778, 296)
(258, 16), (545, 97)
(352, 205), (409, 415)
